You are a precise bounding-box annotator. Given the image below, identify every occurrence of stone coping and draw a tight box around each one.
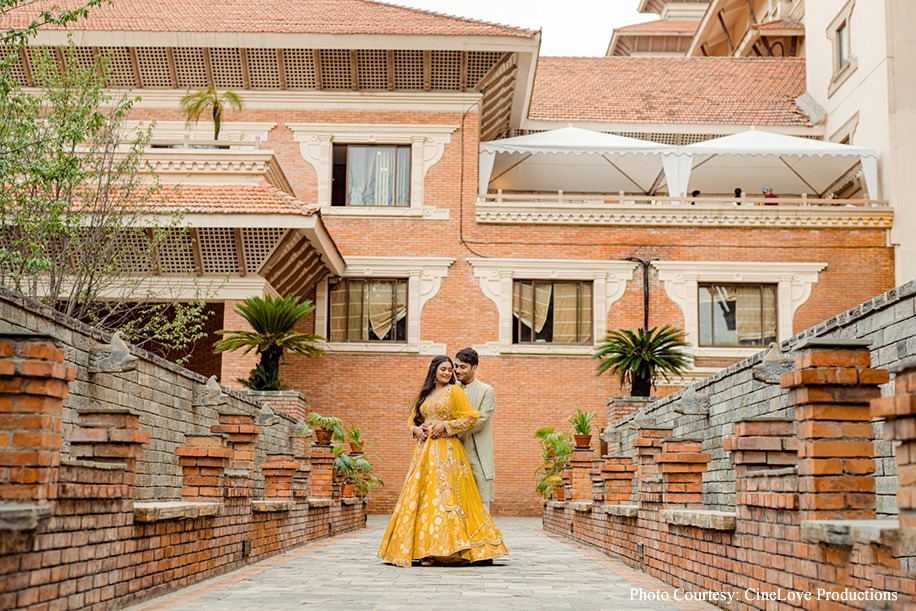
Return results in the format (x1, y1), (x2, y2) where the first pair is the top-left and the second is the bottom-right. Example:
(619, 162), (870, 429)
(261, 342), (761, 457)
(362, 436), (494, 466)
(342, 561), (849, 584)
(308, 498), (333, 508)
(341, 497), (363, 506)
(61, 458), (127, 471)
(251, 500), (295, 512)
(547, 500), (565, 509)
(0, 502), (52, 531)
(659, 509), (737, 531)
(744, 467), (797, 478)
(800, 519), (900, 547)
(794, 337), (872, 350)
(134, 502), (224, 522)
(600, 504), (639, 518)
(567, 501), (592, 512)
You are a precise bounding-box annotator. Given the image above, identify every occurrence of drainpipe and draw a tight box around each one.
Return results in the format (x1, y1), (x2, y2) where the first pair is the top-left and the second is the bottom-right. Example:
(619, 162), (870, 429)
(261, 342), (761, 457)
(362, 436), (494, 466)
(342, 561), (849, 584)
(624, 257), (653, 331)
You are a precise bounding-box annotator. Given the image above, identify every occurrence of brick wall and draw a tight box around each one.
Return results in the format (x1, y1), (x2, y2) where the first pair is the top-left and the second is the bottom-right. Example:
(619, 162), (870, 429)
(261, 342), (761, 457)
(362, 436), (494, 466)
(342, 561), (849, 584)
(609, 279), (916, 518)
(544, 338), (916, 610)
(0, 293), (367, 611)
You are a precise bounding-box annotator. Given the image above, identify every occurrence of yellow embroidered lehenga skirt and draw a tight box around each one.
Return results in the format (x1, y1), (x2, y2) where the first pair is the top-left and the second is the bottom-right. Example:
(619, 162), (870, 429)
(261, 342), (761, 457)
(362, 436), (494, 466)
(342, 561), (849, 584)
(378, 385), (508, 567)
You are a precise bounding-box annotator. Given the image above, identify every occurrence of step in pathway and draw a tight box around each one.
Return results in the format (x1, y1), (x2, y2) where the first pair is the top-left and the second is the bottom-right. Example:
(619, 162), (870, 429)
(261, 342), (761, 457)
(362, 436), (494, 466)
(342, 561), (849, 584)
(129, 515), (718, 611)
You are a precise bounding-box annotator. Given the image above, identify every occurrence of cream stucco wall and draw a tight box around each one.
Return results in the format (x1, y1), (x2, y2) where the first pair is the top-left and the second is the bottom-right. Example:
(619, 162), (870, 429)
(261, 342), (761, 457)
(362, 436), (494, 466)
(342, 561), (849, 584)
(805, 0), (916, 283)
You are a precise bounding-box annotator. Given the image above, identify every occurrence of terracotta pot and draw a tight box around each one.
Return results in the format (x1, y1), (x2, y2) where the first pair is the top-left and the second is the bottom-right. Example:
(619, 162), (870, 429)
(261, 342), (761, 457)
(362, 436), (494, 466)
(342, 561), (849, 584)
(573, 434), (592, 449)
(553, 487), (565, 502)
(349, 442), (364, 454)
(545, 447), (556, 459)
(341, 482), (356, 497)
(314, 429), (333, 445)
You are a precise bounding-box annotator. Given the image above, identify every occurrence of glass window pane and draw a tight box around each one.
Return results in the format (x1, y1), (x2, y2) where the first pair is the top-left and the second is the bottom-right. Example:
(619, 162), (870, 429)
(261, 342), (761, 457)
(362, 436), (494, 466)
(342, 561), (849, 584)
(736, 285), (763, 345)
(699, 285), (713, 346)
(347, 280), (367, 341)
(396, 147), (410, 206)
(580, 283), (592, 343)
(712, 286), (738, 345)
(347, 147), (398, 206)
(395, 281), (407, 341)
(837, 22), (848, 65)
(762, 285), (777, 344)
(329, 282), (348, 342)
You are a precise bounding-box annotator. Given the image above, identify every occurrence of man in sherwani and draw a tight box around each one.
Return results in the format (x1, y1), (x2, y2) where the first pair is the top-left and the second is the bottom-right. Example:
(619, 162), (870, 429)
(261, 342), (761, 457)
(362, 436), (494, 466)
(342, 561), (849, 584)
(453, 347), (496, 512)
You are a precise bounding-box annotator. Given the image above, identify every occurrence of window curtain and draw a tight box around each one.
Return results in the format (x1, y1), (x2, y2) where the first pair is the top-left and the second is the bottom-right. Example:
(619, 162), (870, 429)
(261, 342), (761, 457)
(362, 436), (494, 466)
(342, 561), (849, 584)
(552, 283), (580, 342)
(328, 283), (348, 342)
(513, 282), (552, 333)
(367, 281), (407, 340)
(348, 147), (398, 206)
(347, 281), (368, 341)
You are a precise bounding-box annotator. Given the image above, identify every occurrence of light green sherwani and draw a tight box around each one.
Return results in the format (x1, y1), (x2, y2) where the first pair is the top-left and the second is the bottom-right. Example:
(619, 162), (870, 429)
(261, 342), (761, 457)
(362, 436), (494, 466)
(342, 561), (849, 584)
(459, 379), (496, 503)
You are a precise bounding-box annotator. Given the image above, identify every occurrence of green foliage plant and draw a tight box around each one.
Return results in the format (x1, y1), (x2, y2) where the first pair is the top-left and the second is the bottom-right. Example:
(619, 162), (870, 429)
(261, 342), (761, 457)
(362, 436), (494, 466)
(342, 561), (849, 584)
(533, 428), (574, 499)
(592, 325), (692, 397)
(180, 86), (243, 140)
(1, 31), (213, 361)
(306, 413), (346, 440)
(214, 295), (326, 390)
(567, 405), (595, 435)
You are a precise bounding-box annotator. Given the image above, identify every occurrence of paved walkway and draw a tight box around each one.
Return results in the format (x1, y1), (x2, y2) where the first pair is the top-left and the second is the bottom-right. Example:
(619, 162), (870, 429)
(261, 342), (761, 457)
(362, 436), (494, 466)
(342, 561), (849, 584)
(130, 516), (719, 611)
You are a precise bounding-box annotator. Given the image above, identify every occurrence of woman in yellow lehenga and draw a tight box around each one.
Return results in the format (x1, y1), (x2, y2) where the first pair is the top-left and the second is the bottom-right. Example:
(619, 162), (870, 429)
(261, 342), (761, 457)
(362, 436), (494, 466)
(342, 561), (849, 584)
(378, 355), (508, 567)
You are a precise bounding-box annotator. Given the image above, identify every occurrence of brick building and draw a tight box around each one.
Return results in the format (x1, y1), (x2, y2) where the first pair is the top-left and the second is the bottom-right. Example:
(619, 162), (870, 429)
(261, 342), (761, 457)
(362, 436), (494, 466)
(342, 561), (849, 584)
(1, 0), (896, 516)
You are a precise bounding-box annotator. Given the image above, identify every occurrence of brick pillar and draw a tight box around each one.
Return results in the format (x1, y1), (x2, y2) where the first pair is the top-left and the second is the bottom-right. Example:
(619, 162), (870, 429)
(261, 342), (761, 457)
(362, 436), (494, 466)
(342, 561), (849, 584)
(726, 419), (798, 508)
(567, 448), (595, 502)
(308, 444), (335, 501)
(177, 434), (232, 503)
(260, 453), (298, 501)
(68, 408), (150, 473)
(600, 457), (637, 505)
(211, 414), (261, 471)
(872, 359), (916, 531)
(0, 333), (73, 504)
(293, 456), (311, 501)
(633, 426), (673, 508)
(655, 438), (709, 508)
(783, 338), (886, 520)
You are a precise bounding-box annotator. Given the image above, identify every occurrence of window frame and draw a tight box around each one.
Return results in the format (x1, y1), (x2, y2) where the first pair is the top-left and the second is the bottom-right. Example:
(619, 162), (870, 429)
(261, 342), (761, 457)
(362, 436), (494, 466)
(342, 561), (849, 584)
(697, 282), (778, 348)
(653, 261), (827, 359)
(826, 0), (857, 97)
(511, 279), (594, 346)
(328, 277), (408, 343)
(332, 144), (412, 208)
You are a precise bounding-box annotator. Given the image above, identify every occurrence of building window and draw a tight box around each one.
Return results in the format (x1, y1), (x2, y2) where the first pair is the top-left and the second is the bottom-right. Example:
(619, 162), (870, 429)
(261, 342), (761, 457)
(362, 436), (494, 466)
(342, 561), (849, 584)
(328, 279), (407, 342)
(332, 144), (411, 207)
(836, 21), (849, 68)
(512, 280), (593, 345)
(698, 284), (777, 347)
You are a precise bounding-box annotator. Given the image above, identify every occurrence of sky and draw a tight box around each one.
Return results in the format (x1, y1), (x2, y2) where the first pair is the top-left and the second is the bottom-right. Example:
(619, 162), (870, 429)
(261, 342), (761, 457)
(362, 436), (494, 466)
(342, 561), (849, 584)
(395, 0), (655, 57)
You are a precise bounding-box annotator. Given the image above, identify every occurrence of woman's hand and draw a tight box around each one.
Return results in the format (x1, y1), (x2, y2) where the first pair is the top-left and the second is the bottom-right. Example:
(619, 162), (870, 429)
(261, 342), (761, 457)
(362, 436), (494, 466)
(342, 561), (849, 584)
(428, 422), (448, 439)
(412, 424), (430, 441)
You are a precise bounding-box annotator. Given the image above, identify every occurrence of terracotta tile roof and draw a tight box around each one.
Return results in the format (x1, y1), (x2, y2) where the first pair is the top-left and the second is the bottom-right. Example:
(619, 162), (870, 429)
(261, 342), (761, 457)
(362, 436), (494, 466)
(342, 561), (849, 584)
(149, 183), (319, 216)
(529, 57), (810, 126)
(753, 19), (804, 31)
(615, 20), (699, 34)
(0, 0), (535, 37)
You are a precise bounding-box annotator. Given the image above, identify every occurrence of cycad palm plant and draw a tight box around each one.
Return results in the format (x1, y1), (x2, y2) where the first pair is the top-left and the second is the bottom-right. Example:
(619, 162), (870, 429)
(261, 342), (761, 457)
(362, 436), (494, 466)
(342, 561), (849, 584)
(180, 86), (243, 140)
(592, 325), (691, 397)
(214, 296), (325, 390)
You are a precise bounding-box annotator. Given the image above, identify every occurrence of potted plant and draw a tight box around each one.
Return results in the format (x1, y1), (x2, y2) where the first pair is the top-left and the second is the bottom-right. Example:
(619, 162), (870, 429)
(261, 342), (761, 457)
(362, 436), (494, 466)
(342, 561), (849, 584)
(308, 413), (345, 445)
(568, 405), (596, 449)
(534, 429), (573, 500)
(333, 445), (357, 497)
(214, 295), (326, 391)
(592, 325), (692, 397)
(352, 454), (384, 497)
(343, 423), (373, 455)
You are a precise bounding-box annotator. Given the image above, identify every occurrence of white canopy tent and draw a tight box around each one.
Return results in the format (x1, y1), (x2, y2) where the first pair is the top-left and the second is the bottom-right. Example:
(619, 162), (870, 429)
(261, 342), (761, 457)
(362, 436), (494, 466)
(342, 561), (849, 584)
(478, 127), (677, 196)
(670, 129), (879, 198)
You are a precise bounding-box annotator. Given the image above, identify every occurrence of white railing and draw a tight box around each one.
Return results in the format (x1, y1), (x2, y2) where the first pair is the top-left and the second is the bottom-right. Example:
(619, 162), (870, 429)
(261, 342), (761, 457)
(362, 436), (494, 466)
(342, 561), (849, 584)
(147, 136), (262, 150)
(478, 190), (888, 208)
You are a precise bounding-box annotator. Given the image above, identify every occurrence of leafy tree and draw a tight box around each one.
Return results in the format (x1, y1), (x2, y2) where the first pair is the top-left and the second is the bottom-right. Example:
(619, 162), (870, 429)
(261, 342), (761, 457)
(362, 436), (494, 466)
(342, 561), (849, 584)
(214, 296), (326, 390)
(180, 87), (243, 140)
(0, 4), (214, 361)
(592, 325), (692, 397)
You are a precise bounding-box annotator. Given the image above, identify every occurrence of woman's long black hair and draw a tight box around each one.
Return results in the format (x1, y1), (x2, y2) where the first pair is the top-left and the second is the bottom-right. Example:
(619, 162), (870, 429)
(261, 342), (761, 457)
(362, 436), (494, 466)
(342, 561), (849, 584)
(411, 355), (455, 426)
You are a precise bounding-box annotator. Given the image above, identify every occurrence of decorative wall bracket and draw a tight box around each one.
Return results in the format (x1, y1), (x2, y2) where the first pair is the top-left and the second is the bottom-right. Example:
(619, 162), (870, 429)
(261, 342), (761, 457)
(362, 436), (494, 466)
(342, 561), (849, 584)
(192, 376), (227, 407)
(753, 342), (797, 384)
(89, 332), (138, 373)
(673, 387), (710, 416)
(256, 404), (281, 427)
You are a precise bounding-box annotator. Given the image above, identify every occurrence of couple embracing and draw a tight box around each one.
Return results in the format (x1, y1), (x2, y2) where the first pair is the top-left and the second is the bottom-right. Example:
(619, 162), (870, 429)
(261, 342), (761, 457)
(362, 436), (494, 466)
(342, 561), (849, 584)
(377, 348), (507, 567)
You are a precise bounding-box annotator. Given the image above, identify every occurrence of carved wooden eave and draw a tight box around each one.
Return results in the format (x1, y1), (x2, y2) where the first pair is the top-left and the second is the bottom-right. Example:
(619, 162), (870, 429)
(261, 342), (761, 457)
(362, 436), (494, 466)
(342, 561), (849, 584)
(258, 223), (345, 301)
(474, 203), (894, 229)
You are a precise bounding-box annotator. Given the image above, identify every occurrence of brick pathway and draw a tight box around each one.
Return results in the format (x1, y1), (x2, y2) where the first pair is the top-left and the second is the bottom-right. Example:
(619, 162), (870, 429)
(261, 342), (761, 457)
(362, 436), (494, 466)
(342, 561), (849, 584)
(129, 515), (718, 611)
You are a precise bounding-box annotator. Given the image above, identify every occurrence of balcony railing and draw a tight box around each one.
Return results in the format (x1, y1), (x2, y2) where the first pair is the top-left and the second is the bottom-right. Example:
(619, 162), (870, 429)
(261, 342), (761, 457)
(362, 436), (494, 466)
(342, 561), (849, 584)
(475, 190), (893, 229)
